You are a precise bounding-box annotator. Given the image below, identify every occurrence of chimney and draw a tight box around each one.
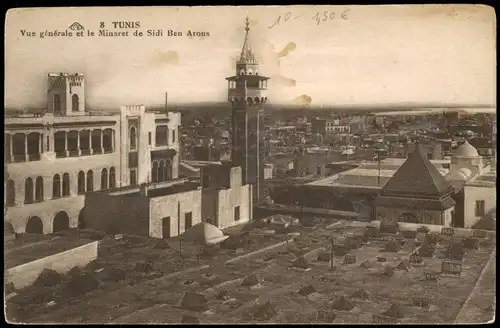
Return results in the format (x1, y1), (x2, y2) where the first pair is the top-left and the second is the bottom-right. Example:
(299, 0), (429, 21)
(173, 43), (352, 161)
(165, 92), (168, 114)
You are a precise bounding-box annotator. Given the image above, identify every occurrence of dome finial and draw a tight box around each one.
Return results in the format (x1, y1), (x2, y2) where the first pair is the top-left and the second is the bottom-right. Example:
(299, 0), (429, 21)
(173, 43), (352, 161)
(239, 16), (257, 63)
(245, 17), (250, 32)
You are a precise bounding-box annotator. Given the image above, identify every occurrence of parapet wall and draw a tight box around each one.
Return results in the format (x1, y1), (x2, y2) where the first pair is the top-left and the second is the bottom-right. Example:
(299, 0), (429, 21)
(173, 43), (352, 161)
(5, 241), (99, 290)
(370, 220), (496, 238)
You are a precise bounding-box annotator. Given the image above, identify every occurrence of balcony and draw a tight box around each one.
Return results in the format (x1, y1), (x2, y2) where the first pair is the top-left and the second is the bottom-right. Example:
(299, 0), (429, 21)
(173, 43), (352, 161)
(5, 153), (43, 163)
(27, 154), (41, 162)
(54, 147), (114, 159)
(81, 149), (91, 156)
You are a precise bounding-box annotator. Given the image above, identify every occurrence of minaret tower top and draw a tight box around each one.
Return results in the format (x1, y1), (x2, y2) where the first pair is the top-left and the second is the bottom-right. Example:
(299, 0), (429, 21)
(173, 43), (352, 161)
(226, 17), (270, 105)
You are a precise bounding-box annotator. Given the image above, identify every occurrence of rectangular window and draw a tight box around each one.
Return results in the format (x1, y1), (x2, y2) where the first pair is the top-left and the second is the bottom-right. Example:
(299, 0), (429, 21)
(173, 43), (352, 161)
(172, 129), (176, 143)
(185, 212), (193, 229)
(234, 206), (240, 221)
(475, 200), (485, 217)
(202, 173), (210, 188)
(130, 170), (137, 186)
(148, 132), (152, 145)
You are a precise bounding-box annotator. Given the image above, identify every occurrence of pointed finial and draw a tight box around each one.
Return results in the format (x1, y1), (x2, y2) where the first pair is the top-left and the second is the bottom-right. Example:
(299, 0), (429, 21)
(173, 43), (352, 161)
(245, 17), (250, 32)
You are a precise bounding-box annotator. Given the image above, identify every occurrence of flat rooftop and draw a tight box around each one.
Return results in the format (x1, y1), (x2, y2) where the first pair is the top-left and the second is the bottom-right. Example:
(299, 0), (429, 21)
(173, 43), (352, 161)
(106, 178), (192, 196)
(467, 172), (497, 187)
(5, 235), (95, 269)
(183, 160), (223, 167)
(308, 157), (452, 189)
(107, 179), (200, 198)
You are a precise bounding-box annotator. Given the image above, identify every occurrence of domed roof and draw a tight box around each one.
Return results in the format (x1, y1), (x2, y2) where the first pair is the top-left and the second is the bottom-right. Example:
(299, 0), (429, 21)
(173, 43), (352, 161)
(459, 168), (473, 178)
(454, 141), (479, 158)
(447, 167), (473, 181)
(182, 222), (228, 245)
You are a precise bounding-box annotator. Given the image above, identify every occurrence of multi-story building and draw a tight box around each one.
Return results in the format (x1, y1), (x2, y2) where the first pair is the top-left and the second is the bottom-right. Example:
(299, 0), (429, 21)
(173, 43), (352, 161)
(311, 118), (350, 136)
(4, 73), (181, 234)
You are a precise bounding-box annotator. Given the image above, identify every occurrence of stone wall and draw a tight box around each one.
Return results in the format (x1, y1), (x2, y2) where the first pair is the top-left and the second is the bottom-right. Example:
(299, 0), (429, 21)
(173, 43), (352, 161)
(464, 185), (496, 228)
(376, 206), (448, 226)
(217, 184), (251, 229)
(84, 192), (150, 236)
(149, 188), (202, 238)
(5, 241), (98, 290)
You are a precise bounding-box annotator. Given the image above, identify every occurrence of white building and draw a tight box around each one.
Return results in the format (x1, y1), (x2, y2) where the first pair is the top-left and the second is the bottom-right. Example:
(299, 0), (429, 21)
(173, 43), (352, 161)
(4, 73), (180, 234)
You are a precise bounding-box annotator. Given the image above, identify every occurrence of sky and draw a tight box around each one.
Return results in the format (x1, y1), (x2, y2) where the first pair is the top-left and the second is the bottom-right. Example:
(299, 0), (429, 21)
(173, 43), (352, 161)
(4, 5), (496, 109)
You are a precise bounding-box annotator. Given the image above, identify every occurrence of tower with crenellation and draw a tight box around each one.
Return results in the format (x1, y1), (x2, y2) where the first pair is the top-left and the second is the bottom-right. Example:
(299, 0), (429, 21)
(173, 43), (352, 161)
(47, 73), (86, 116)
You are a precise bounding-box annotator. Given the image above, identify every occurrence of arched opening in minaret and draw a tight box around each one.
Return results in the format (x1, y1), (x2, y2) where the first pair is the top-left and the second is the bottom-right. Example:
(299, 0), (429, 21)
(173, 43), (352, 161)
(72, 94), (79, 112)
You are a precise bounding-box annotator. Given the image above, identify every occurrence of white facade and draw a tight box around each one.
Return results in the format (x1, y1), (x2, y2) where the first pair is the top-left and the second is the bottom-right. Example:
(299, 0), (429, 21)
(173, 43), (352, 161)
(4, 72), (181, 234)
(463, 174), (496, 228)
(149, 188), (203, 239)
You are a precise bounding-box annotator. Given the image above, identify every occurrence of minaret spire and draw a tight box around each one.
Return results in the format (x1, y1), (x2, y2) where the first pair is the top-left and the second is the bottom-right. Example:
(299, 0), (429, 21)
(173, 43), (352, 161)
(239, 17), (256, 63)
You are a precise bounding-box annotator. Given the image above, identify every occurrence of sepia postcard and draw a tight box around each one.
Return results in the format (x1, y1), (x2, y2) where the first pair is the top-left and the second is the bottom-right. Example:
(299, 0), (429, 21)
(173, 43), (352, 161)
(4, 5), (496, 324)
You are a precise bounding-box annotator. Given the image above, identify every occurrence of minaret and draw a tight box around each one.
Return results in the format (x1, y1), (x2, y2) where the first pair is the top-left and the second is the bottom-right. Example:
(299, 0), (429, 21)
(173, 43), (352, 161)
(226, 18), (270, 203)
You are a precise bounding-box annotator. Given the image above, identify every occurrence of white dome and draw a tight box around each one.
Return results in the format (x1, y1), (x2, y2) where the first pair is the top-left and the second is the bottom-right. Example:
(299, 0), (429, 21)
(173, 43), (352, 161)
(447, 171), (467, 181)
(459, 168), (473, 179)
(438, 168), (448, 176)
(454, 141), (479, 158)
(447, 167), (473, 181)
(181, 222), (228, 245)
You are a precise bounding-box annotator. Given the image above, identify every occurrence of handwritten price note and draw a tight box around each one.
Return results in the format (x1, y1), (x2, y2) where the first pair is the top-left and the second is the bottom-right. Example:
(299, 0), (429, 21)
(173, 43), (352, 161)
(268, 9), (350, 29)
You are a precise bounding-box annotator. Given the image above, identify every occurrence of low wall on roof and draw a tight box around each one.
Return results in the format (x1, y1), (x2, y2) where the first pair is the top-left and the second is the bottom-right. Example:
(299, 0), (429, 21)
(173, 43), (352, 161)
(5, 241), (98, 290)
(254, 205), (359, 221)
(370, 220), (496, 237)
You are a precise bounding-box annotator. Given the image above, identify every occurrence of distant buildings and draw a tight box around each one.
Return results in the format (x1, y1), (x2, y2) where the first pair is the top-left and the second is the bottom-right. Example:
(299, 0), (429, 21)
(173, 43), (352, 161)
(311, 118), (350, 137)
(291, 141), (496, 228)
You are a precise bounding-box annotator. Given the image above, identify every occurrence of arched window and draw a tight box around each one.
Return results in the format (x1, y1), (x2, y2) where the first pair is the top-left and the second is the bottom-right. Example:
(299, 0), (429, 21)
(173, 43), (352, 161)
(72, 94), (79, 112)
(152, 161), (159, 183)
(86, 170), (94, 192)
(155, 126), (168, 146)
(25, 178), (34, 204)
(101, 168), (108, 190)
(165, 159), (172, 180)
(52, 174), (61, 199)
(130, 126), (137, 150)
(159, 160), (165, 182)
(53, 94), (61, 113)
(109, 167), (116, 189)
(62, 173), (70, 196)
(35, 176), (44, 202)
(6, 179), (15, 206)
(78, 171), (85, 194)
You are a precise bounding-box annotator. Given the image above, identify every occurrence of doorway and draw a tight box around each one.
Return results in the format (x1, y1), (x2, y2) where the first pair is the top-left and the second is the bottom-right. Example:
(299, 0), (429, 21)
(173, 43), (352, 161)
(162, 217), (171, 239)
